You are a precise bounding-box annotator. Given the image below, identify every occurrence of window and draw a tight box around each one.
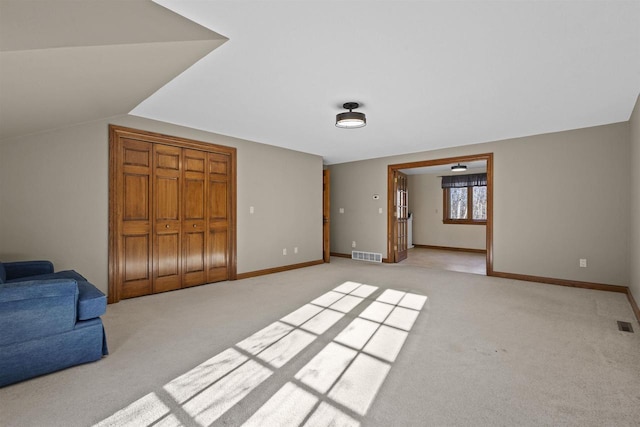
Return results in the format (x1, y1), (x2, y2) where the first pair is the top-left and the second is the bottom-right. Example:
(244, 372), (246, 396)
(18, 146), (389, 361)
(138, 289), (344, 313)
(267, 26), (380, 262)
(442, 173), (487, 225)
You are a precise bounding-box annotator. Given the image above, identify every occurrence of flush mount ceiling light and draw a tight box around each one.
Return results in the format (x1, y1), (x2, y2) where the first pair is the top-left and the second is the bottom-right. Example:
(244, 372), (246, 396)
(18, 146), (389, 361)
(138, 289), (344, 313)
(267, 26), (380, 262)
(336, 102), (366, 128)
(451, 163), (467, 172)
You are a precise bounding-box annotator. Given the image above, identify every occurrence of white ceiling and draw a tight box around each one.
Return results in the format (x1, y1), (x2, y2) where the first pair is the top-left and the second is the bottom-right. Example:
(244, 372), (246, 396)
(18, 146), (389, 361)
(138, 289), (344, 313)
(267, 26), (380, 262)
(1, 1), (638, 166)
(131, 0), (640, 164)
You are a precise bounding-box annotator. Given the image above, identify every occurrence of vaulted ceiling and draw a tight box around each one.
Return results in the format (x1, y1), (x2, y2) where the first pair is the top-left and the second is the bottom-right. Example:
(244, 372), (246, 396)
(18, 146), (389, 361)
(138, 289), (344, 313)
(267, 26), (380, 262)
(0, 0), (225, 140)
(2, 1), (639, 165)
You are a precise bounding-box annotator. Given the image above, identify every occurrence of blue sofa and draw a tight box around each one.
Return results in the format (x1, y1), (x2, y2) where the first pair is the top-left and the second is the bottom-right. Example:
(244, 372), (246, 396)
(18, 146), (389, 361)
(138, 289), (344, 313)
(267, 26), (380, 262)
(0, 260), (108, 387)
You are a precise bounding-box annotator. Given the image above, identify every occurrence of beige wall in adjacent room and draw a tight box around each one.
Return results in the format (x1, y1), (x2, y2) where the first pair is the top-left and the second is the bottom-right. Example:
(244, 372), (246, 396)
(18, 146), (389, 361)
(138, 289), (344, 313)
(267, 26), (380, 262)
(407, 173), (486, 250)
(629, 94), (640, 303)
(0, 115), (323, 295)
(329, 122), (630, 286)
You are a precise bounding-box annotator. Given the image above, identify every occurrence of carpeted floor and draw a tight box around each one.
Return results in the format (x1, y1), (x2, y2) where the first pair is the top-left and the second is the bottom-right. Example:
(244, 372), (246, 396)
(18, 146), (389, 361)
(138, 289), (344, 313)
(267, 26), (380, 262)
(1, 257), (639, 426)
(401, 247), (486, 275)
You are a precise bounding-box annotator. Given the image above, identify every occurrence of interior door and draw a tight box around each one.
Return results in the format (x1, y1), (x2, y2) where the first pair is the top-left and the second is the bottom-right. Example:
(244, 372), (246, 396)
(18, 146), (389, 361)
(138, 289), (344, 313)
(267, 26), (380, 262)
(118, 138), (153, 299)
(153, 144), (182, 293)
(182, 149), (208, 287)
(323, 169), (330, 263)
(394, 170), (409, 262)
(207, 152), (231, 282)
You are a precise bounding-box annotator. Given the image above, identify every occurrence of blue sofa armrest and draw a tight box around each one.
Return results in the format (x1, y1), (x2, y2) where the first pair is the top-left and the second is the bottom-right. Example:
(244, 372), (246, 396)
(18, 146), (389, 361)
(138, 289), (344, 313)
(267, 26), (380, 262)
(2, 260), (54, 281)
(0, 279), (78, 346)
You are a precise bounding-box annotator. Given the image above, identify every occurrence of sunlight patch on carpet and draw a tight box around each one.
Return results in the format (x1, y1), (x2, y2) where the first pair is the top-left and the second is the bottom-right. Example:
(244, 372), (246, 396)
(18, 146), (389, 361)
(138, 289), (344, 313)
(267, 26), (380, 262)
(258, 288), (426, 424)
(93, 392), (170, 427)
(94, 282), (428, 427)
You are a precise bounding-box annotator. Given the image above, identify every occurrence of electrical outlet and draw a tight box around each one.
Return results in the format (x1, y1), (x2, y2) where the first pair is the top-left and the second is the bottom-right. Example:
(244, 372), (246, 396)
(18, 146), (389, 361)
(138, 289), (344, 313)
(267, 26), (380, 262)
(378, 207), (383, 214)
(250, 206), (254, 214)
(352, 241), (356, 248)
(294, 247), (298, 254)
(283, 248), (287, 255)
(339, 208), (344, 214)
(579, 259), (587, 268)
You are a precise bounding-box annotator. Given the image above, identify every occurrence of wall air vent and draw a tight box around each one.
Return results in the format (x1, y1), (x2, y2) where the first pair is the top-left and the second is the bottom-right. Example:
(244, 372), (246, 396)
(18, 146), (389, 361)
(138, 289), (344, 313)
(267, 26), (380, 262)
(352, 251), (383, 263)
(617, 321), (634, 333)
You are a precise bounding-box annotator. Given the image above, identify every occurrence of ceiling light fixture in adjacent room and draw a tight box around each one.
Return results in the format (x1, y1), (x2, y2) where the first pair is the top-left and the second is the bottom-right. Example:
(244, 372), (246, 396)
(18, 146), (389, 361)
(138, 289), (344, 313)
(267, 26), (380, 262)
(336, 102), (366, 128)
(451, 163), (467, 172)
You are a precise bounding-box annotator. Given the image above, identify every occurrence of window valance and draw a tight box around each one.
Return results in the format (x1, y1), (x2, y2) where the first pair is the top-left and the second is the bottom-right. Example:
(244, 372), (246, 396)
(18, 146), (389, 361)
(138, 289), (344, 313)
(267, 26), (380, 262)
(441, 173), (487, 188)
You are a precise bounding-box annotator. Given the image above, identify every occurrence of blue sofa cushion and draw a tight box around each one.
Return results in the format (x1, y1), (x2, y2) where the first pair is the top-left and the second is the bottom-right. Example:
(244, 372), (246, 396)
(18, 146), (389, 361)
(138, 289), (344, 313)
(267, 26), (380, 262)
(14, 269), (87, 282)
(75, 281), (107, 320)
(0, 262), (5, 283)
(0, 279), (79, 346)
(6, 270), (106, 320)
(2, 260), (54, 281)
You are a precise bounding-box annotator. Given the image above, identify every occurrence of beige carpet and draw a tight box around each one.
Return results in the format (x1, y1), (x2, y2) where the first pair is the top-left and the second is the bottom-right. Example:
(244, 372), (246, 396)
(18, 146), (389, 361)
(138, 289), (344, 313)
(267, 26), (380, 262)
(1, 257), (639, 426)
(401, 247), (486, 275)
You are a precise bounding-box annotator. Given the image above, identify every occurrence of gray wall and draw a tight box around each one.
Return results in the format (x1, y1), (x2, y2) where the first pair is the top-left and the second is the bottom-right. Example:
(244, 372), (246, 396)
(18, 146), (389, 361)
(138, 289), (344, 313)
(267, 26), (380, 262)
(630, 94), (640, 302)
(330, 122), (630, 286)
(407, 173), (486, 250)
(0, 115), (323, 295)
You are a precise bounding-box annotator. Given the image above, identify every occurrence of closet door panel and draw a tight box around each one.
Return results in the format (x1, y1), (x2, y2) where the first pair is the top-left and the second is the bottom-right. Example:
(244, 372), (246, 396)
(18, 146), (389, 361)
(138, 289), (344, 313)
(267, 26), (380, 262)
(156, 178), (179, 220)
(185, 179), (205, 219)
(208, 227), (228, 282)
(123, 235), (150, 281)
(119, 139), (153, 299)
(183, 149), (207, 287)
(183, 225), (206, 287)
(153, 144), (182, 293)
(154, 229), (180, 293)
(184, 231), (205, 271)
(121, 234), (151, 299)
(157, 233), (180, 277)
(207, 153), (230, 282)
(209, 181), (227, 220)
(123, 175), (149, 220)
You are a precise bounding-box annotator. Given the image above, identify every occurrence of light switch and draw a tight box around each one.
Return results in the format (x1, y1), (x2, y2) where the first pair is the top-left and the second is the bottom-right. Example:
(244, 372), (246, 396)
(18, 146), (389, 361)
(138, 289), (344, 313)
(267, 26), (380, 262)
(250, 206), (254, 214)
(339, 208), (344, 214)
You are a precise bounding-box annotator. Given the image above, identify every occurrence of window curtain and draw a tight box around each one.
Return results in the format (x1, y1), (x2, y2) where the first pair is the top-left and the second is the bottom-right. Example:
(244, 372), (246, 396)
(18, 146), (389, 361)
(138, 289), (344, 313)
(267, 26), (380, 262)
(441, 173), (487, 188)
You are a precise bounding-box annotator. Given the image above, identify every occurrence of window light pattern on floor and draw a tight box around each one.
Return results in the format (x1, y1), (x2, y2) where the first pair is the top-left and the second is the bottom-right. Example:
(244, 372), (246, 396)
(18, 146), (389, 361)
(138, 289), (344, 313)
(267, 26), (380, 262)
(245, 289), (427, 426)
(94, 283), (427, 427)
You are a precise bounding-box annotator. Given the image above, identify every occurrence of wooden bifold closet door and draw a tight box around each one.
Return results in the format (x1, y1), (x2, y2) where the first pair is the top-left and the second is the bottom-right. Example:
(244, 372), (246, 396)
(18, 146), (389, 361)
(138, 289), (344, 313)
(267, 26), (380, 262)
(109, 125), (236, 303)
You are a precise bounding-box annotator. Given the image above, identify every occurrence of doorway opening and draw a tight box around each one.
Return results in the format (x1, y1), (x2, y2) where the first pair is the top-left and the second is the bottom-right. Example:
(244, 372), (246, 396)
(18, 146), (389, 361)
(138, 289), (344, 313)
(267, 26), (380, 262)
(386, 153), (493, 275)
